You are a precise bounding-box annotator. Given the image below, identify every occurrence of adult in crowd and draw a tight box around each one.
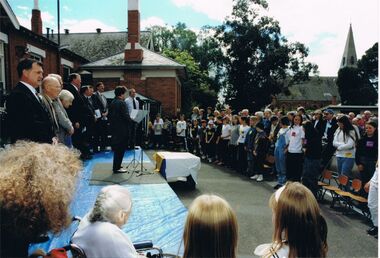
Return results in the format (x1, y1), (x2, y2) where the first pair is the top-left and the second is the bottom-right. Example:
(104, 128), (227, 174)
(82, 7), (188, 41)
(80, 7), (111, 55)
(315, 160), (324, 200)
(356, 121), (378, 184)
(93, 82), (109, 152)
(81, 85), (98, 153)
(285, 114), (305, 182)
(273, 116), (289, 189)
(246, 116), (258, 177)
(365, 167), (378, 238)
(64, 73), (92, 160)
(72, 185), (139, 258)
(109, 86), (131, 173)
(302, 120), (322, 197)
(333, 115), (358, 178)
(40, 76), (61, 140)
(57, 89), (75, 147)
(321, 109), (338, 169)
(6, 59), (55, 144)
(0, 141), (81, 257)
(191, 106), (200, 121)
(125, 88), (139, 148)
(182, 194), (238, 258)
(312, 109), (326, 138)
(255, 182), (328, 258)
(297, 106), (310, 121)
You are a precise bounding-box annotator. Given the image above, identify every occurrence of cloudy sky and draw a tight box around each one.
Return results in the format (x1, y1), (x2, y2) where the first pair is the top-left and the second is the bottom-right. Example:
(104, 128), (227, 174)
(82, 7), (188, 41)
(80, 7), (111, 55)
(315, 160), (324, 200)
(8, 0), (379, 76)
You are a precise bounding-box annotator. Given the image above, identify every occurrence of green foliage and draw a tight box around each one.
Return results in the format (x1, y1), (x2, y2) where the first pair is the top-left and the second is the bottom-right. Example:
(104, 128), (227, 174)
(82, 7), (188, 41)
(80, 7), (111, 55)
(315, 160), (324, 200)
(215, 0), (317, 112)
(162, 49), (217, 113)
(336, 67), (377, 105)
(358, 42), (378, 91)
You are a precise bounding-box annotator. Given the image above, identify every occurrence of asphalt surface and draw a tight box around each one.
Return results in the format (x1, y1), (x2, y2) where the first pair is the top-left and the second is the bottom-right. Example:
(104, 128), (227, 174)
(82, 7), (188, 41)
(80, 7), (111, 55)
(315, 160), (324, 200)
(146, 150), (378, 258)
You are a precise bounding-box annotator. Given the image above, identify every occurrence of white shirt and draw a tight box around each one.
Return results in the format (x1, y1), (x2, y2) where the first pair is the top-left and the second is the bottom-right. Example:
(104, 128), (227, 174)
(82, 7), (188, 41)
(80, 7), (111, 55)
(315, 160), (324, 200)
(333, 128), (357, 158)
(153, 118), (164, 135)
(125, 96), (139, 115)
(237, 125), (250, 144)
(72, 221), (139, 258)
(255, 243), (289, 258)
(176, 120), (187, 137)
(286, 125), (305, 153)
(221, 124), (231, 140)
(20, 81), (39, 102)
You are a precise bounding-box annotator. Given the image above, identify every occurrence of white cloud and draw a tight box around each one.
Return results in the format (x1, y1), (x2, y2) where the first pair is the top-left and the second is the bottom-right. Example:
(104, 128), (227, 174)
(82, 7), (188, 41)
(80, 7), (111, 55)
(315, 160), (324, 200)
(61, 19), (119, 33)
(171, 0), (232, 21)
(63, 5), (70, 11)
(17, 6), (29, 11)
(264, 0), (378, 76)
(141, 16), (167, 30)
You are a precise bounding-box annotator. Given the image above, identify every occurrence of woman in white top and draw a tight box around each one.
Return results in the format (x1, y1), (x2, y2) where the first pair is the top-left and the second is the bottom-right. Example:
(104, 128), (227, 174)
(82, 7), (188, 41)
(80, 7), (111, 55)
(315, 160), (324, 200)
(72, 185), (140, 258)
(255, 182), (328, 258)
(333, 115), (358, 177)
(285, 115), (305, 182)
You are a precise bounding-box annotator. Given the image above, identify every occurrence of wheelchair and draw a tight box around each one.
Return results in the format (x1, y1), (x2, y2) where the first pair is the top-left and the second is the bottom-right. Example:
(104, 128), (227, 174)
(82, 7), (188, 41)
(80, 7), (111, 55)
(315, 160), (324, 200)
(35, 217), (179, 258)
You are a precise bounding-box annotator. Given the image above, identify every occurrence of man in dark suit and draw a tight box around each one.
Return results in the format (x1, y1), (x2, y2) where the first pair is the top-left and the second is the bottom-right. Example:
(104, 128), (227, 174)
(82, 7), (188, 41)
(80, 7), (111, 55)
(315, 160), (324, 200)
(80, 85), (97, 153)
(64, 73), (91, 160)
(321, 109), (338, 169)
(109, 86), (131, 173)
(6, 59), (55, 144)
(93, 82), (109, 152)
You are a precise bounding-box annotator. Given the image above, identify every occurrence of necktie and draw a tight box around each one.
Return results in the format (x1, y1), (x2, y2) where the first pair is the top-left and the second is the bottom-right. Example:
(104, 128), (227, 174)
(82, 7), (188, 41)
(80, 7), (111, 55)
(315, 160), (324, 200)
(35, 92), (42, 103)
(133, 98), (137, 109)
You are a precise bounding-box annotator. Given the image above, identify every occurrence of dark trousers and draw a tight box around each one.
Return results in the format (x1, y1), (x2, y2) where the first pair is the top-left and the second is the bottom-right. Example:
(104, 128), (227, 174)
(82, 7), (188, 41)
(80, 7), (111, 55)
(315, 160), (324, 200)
(321, 144), (336, 169)
(112, 144), (126, 171)
(238, 143), (247, 173)
(302, 157), (321, 197)
(95, 119), (108, 151)
(219, 139), (229, 163)
(228, 144), (238, 168)
(286, 152), (304, 181)
(72, 128), (90, 157)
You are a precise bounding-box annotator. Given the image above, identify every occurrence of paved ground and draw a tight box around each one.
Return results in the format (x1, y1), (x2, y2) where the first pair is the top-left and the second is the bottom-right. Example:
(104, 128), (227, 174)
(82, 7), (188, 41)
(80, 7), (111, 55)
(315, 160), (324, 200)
(146, 150), (378, 258)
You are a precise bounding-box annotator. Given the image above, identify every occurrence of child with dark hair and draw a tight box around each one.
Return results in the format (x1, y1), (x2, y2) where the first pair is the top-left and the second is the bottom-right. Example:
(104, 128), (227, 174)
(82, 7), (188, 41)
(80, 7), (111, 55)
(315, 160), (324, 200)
(237, 116), (250, 174)
(190, 119), (201, 156)
(199, 120), (208, 159)
(206, 120), (216, 162)
(251, 122), (270, 182)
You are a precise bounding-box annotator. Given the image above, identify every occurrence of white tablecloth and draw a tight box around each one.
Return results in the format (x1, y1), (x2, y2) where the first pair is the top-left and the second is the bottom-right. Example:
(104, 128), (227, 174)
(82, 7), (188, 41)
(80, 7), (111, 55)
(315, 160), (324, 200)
(157, 152), (201, 184)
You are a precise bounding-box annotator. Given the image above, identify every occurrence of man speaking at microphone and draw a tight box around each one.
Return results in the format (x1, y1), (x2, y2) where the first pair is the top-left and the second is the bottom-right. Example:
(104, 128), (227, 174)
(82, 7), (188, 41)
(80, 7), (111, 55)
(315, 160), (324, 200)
(125, 88), (140, 149)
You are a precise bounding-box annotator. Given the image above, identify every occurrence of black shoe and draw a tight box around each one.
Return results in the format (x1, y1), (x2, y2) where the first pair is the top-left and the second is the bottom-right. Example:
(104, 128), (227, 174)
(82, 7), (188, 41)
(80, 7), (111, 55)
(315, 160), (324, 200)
(273, 184), (283, 190)
(113, 168), (128, 174)
(367, 226), (378, 236)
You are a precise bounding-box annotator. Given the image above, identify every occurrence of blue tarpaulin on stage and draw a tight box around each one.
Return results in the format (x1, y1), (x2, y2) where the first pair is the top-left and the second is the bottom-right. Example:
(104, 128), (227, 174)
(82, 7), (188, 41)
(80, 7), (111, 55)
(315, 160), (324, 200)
(29, 150), (187, 256)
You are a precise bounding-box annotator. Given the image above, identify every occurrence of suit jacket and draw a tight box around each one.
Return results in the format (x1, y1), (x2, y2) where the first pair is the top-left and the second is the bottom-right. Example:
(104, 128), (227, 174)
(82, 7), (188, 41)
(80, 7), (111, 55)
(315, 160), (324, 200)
(52, 98), (73, 143)
(6, 82), (54, 143)
(324, 117), (338, 144)
(64, 83), (85, 126)
(312, 118), (326, 139)
(109, 98), (131, 147)
(93, 91), (108, 114)
(40, 94), (59, 136)
(82, 95), (96, 127)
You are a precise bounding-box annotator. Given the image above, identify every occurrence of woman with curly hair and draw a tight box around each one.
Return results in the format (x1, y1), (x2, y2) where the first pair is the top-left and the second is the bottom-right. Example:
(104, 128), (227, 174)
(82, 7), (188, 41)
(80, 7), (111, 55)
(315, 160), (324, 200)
(255, 182), (328, 258)
(0, 141), (82, 258)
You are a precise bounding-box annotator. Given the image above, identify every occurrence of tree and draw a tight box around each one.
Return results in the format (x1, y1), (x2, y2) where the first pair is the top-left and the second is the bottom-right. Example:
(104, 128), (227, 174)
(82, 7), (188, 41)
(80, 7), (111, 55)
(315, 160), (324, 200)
(163, 49), (217, 113)
(358, 42), (378, 91)
(336, 67), (377, 105)
(215, 0), (317, 112)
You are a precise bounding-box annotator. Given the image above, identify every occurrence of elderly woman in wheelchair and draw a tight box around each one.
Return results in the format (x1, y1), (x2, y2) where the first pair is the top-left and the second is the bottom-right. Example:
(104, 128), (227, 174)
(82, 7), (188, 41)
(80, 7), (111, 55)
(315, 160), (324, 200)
(71, 185), (143, 258)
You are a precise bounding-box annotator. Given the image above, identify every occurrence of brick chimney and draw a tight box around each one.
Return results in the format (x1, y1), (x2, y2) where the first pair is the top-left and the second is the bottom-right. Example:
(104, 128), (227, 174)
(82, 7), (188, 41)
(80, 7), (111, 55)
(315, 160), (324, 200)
(125, 0), (143, 63)
(31, 0), (42, 35)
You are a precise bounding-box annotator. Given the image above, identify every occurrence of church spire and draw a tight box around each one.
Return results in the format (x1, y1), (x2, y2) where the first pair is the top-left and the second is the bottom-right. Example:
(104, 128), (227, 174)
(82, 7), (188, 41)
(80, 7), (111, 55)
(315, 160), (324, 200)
(340, 24), (358, 69)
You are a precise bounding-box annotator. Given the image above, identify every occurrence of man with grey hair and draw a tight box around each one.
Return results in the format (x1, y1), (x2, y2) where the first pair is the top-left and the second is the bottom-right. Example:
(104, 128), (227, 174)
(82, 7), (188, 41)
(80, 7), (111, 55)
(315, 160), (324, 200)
(40, 76), (61, 143)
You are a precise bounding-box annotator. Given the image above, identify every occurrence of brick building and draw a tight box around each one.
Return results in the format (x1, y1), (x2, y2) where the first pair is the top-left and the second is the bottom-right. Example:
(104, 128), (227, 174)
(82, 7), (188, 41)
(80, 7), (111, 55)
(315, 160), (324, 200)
(0, 0), (88, 98)
(81, 0), (186, 116)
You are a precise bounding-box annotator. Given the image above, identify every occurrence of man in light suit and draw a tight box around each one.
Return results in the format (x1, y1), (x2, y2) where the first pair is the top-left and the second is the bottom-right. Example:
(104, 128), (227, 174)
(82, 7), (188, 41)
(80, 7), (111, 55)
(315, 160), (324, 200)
(6, 59), (55, 144)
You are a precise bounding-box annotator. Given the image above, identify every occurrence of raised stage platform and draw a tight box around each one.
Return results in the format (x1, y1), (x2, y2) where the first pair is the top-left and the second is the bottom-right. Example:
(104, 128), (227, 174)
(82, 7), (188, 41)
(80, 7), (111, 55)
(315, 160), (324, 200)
(29, 150), (187, 256)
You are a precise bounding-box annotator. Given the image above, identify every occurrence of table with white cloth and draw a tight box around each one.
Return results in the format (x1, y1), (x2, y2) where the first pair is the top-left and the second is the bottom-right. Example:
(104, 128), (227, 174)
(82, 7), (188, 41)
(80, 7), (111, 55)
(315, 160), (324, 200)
(154, 152), (201, 188)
